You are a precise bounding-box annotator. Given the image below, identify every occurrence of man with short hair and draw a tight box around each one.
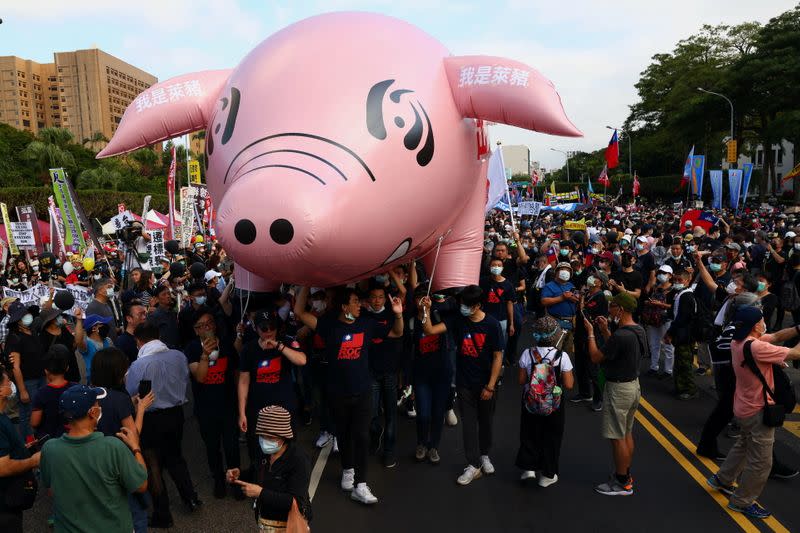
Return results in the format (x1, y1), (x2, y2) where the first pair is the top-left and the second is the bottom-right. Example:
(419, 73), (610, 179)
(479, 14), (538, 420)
(126, 321), (200, 527)
(116, 302), (147, 363)
(86, 278), (118, 342)
(584, 292), (647, 496)
(40, 385), (147, 532)
(540, 262), (578, 356)
(707, 306), (800, 519)
(418, 285), (504, 486)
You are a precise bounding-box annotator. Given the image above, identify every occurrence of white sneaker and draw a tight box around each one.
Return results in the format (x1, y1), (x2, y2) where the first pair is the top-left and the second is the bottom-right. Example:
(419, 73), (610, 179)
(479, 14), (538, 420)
(332, 437), (339, 454)
(538, 474), (558, 488)
(520, 470), (537, 481)
(315, 431), (332, 449)
(457, 465), (483, 485)
(351, 483), (378, 504)
(480, 455), (495, 475)
(340, 468), (355, 491)
(446, 409), (458, 426)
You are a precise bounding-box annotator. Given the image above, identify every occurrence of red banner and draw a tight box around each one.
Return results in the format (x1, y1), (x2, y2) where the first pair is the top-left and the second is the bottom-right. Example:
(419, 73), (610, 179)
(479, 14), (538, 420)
(167, 145), (176, 240)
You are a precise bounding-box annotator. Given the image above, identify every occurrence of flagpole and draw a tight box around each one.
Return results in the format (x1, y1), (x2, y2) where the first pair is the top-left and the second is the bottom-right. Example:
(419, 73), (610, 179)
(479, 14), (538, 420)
(497, 141), (516, 233)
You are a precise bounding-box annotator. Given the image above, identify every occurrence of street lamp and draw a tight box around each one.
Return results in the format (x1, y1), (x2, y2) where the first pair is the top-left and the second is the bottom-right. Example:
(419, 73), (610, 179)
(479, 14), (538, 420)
(606, 125), (632, 177)
(550, 148), (570, 183)
(697, 87), (734, 146)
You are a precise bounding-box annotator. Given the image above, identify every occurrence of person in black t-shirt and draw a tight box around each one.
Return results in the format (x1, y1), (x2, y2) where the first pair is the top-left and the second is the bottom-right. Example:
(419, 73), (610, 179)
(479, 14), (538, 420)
(363, 284), (404, 467)
(584, 292), (644, 496)
(186, 307), (242, 499)
(294, 286), (403, 506)
(5, 303), (46, 441)
(418, 285), (503, 487)
(116, 302), (148, 363)
(480, 258), (516, 341)
(30, 345), (74, 439)
(238, 310), (306, 473)
(37, 308), (80, 383)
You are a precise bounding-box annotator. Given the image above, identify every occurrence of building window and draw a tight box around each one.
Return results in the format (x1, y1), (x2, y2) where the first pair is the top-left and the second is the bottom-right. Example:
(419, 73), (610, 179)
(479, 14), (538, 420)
(22, 119), (30, 127)
(777, 149), (783, 166)
(37, 121), (44, 128)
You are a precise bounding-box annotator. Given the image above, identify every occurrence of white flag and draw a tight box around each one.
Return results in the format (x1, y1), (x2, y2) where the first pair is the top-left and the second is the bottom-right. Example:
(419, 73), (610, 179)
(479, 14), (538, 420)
(485, 147), (507, 213)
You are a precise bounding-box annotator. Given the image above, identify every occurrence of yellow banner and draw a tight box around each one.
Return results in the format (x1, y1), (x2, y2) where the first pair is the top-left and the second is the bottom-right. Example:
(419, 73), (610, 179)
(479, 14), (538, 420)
(188, 160), (202, 184)
(1, 203), (18, 256)
(564, 218), (587, 231)
(782, 162), (800, 183)
(545, 191), (579, 201)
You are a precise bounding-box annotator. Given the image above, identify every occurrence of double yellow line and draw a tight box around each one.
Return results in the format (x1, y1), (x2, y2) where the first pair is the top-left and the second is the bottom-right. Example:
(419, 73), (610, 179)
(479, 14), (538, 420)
(636, 396), (790, 533)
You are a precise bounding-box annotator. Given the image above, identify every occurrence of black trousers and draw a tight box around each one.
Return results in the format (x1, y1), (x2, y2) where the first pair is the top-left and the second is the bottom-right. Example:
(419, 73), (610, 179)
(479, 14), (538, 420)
(458, 386), (496, 468)
(573, 331), (603, 402)
(697, 365), (735, 454)
(516, 402), (566, 478)
(197, 407), (241, 482)
(331, 391), (372, 484)
(0, 510), (23, 533)
(141, 405), (197, 521)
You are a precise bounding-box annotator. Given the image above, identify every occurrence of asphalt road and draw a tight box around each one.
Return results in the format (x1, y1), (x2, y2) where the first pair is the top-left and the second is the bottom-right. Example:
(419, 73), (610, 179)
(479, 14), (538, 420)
(24, 332), (800, 533)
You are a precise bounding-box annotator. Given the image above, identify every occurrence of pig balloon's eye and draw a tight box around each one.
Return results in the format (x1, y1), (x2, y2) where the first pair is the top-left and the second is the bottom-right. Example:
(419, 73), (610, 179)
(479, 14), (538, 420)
(366, 79), (434, 167)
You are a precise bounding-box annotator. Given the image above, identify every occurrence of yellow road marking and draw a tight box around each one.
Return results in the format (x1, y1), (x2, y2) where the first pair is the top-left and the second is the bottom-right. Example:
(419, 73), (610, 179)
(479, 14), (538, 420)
(793, 405), (800, 415)
(783, 421), (800, 440)
(639, 397), (791, 533)
(634, 411), (758, 533)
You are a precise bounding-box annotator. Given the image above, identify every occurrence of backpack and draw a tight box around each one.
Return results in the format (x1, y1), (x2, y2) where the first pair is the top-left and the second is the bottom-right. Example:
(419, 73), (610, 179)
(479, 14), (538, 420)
(523, 347), (563, 416)
(779, 272), (800, 311)
(641, 290), (667, 327)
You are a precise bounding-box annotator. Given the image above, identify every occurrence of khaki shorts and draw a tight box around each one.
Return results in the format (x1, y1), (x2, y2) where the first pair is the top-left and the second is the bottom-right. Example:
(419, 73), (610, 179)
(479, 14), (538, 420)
(602, 379), (641, 440)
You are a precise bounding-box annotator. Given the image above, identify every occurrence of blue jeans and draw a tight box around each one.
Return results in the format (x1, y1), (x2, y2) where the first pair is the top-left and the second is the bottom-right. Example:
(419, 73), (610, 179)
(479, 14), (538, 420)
(370, 373), (397, 457)
(129, 492), (150, 533)
(414, 375), (451, 449)
(18, 377), (44, 441)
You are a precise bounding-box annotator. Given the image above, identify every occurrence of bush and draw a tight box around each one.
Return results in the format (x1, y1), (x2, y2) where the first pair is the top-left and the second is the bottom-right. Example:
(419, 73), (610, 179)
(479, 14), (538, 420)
(0, 187), (169, 222)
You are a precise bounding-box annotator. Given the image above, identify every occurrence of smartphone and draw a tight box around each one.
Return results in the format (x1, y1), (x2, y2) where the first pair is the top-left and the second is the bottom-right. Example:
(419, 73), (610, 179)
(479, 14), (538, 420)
(27, 434), (50, 452)
(138, 379), (152, 397)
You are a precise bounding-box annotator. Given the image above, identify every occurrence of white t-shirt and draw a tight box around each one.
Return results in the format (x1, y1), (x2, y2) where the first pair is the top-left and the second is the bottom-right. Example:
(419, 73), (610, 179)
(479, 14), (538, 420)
(518, 346), (573, 379)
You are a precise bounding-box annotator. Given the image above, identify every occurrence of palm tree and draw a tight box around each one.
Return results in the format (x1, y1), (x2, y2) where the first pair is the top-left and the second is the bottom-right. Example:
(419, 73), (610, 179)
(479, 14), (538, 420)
(23, 127), (77, 178)
(77, 166), (123, 191)
(81, 131), (109, 152)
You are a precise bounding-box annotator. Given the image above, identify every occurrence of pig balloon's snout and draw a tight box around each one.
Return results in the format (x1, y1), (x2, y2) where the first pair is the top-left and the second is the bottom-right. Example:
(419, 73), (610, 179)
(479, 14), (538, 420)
(233, 218), (295, 246)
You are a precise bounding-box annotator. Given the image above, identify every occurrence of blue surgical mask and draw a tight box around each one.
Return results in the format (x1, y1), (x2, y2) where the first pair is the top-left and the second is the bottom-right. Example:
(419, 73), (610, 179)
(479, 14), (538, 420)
(489, 266), (503, 276)
(459, 304), (473, 317)
(686, 245), (695, 253)
(344, 312), (356, 321)
(20, 314), (33, 328)
(613, 251), (621, 257)
(709, 262), (722, 272)
(194, 296), (207, 306)
(559, 249), (569, 256)
(258, 436), (282, 455)
(55, 316), (65, 327)
(673, 283), (685, 291)
(635, 243), (644, 251)
(375, 274), (388, 284)
(757, 281), (766, 292)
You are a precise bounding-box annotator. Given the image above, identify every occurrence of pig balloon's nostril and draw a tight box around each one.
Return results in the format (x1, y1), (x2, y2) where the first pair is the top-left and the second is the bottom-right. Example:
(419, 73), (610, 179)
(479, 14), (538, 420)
(235, 219), (257, 245)
(269, 219), (294, 245)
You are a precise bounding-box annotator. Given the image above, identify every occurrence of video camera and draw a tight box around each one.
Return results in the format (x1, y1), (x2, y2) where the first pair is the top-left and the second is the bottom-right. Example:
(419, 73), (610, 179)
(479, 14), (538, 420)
(117, 221), (144, 245)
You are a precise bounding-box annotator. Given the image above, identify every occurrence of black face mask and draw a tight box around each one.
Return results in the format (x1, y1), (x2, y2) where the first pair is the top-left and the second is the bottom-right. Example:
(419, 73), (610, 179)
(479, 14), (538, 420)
(98, 325), (110, 338)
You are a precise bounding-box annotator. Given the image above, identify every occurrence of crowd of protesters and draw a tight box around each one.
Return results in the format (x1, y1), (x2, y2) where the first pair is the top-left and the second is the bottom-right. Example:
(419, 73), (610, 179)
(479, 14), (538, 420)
(0, 199), (799, 530)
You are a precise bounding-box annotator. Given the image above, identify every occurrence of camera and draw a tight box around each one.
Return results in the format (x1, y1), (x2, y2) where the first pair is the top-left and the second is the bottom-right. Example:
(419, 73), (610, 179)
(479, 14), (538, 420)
(117, 221), (143, 244)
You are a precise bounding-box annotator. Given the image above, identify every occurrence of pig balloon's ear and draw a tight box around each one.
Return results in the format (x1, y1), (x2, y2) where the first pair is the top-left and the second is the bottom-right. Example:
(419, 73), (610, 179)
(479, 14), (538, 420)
(443, 56), (582, 137)
(97, 69), (233, 158)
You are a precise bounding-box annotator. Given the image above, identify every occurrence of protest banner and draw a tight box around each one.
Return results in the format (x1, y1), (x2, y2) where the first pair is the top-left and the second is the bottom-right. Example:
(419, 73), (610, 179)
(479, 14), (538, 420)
(0, 203), (18, 256)
(15, 205), (43, 254)
(51, 168), (84, 248)
(145, 230), (166, 269)
(180, 187), (197, 248)
(9, 222), (35, 249)
(517, 201), (542, 216)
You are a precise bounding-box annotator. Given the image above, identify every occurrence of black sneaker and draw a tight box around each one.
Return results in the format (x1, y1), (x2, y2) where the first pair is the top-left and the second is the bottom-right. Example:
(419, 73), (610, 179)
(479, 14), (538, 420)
(695, 366), (709, 376)
(569, 395), (593, 404)
(591, 400), (603, 412)
(384, 454), (398, 468)
(770, 461), (799, 479)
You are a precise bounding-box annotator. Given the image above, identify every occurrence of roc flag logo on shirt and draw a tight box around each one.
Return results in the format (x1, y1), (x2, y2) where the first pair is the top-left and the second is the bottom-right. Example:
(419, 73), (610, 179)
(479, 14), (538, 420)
(419, 333), (441, 355)
(487, 287), (504, 304)
(204, 356), (227, 385)
(338, 333), (365, 360)
(460, 332), (486, 358)
(256, 357), (281, 384)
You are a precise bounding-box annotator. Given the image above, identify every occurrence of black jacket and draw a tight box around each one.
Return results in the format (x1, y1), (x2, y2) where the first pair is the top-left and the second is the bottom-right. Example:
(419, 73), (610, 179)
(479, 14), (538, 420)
(256, 441), (312, 523)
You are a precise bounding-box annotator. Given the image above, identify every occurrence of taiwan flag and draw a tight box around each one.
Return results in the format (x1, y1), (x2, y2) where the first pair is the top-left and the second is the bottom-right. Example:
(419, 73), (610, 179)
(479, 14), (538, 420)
(598, 164), (610, 187)
(605, 130), (619, 169)
(632, 173), (640, 197)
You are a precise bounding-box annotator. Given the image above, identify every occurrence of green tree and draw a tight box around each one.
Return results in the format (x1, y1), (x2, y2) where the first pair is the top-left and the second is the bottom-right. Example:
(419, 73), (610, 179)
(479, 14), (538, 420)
(21, 127), (78, 181)
(81, 131), (109, 152)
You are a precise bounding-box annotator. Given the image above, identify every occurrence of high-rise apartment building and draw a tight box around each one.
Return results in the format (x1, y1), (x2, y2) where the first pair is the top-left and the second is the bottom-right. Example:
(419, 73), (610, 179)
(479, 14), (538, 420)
(0, 48), (157, 143)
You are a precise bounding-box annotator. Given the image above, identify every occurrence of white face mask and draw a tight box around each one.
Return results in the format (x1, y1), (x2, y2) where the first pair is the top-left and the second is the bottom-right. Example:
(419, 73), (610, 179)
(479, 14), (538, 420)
(726, 281), (738, 295)
(673, 283), (685, 291)
(106, 287), (114, 297)
(311, 301), (327, 313)
(459, 304), (473, 317)
(370, 305), (385, 314)
(7, 381), (17, 400)
(344, 312), (356, 321)
(586, 276), (597, 288)
(489, 266), (503, 276)
(558, 270), (571, 281)
(258, 436), (282, 455)
(657, 274), (669, 284)
(794, 243), (800, 251)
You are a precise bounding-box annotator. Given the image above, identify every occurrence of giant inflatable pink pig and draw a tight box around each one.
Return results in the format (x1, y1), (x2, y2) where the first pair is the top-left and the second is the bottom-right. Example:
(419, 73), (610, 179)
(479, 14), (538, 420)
(99, 12), (581, 291)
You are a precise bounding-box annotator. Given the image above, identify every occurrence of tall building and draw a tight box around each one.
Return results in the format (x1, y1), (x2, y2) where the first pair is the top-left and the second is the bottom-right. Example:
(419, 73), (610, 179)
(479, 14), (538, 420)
(502, 144), (531, 177)
(0, 49), (157, 144)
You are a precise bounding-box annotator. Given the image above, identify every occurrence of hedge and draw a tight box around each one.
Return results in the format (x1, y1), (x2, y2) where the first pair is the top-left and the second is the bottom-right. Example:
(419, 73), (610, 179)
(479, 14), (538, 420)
(0, 187), (169, 222)
(525, 175), (684, 200)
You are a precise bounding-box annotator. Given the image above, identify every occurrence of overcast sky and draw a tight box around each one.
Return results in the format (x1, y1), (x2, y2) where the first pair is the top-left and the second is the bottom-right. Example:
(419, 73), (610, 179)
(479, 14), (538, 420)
(3, 0), (796, 170)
